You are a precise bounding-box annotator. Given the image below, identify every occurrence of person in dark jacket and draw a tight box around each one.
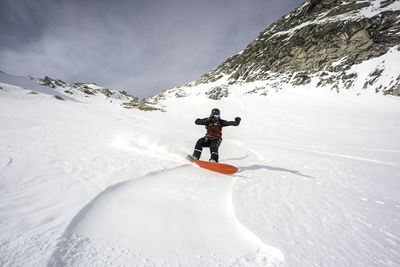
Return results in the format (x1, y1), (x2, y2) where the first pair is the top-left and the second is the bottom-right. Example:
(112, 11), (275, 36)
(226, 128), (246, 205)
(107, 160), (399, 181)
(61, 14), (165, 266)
(191, 108), (241, 162)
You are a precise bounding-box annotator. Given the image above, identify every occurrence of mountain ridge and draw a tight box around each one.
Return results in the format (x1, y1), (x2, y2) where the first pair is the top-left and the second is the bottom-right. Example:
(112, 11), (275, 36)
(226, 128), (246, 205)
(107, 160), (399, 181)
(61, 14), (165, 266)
(1, 0), (399, 111)
(0, 71), (163, 111)
(149, 0), (400, 104)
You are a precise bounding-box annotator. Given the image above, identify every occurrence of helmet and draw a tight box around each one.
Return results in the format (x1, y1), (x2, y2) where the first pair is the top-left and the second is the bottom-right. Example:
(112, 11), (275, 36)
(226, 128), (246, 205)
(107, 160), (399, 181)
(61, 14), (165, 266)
(211, 108), (220, 120)
(211, 108), (220, 116)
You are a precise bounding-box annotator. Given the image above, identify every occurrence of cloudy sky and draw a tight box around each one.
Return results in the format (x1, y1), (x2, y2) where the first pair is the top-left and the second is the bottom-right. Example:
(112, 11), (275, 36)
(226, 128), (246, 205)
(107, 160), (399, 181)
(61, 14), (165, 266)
(0, 0), (303, 97)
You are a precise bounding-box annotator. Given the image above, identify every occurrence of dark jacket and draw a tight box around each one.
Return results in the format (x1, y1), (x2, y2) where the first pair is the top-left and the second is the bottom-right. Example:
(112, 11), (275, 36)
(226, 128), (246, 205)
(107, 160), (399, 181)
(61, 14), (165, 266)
(195, 117), (241, 139)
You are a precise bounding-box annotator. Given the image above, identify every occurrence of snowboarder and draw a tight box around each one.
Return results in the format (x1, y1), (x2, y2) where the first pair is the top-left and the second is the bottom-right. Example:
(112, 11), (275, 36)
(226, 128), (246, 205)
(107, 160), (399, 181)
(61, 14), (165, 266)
(191, 108), (241, 163)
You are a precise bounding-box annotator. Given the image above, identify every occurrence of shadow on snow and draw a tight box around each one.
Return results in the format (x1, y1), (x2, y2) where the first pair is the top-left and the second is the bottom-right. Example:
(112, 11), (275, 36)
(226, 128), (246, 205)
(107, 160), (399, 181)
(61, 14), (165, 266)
(237, 164), (316, 179)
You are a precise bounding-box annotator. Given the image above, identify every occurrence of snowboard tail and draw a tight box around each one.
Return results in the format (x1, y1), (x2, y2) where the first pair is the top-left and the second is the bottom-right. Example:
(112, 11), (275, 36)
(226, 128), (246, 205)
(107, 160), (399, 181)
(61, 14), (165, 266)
(187, 155), (238, 175)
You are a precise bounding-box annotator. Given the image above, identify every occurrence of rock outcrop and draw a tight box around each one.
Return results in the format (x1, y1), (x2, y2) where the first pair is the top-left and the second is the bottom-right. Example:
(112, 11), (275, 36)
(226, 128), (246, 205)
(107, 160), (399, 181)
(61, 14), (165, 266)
(154, 0), (400, 100)
(198, 0), (400, 93)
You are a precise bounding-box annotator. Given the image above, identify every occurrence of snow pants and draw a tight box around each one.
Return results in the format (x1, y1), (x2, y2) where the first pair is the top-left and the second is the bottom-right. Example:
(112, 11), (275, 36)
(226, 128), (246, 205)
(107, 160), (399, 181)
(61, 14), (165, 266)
(193, 137), (221, 162)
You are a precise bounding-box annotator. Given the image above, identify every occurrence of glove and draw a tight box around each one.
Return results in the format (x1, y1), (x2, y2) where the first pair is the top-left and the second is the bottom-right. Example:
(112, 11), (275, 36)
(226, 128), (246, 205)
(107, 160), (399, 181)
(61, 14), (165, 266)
(234, 117), (241, 126)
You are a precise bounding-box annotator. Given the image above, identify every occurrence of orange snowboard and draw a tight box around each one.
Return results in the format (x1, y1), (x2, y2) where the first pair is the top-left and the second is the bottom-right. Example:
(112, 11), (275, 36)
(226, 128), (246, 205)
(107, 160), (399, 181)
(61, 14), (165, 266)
(187, 156), (238, 175)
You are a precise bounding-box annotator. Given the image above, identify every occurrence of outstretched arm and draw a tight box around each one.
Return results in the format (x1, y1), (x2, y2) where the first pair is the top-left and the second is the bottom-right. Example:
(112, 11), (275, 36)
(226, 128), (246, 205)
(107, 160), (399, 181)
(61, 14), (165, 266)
(222, 117), (241, 127)
(195, 118), (210, 125)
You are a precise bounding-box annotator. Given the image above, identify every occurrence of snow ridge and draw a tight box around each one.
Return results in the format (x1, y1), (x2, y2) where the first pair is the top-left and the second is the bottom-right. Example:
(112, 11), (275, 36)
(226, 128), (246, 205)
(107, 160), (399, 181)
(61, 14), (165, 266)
(48, 166), (284, 266)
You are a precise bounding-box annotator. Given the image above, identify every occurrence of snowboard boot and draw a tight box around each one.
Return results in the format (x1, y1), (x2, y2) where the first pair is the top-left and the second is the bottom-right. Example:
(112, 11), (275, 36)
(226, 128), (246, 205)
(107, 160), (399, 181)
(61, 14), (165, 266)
(192, 149), (202, 160)
(210, 152), (219, 163)
(188, 154), (199, 161)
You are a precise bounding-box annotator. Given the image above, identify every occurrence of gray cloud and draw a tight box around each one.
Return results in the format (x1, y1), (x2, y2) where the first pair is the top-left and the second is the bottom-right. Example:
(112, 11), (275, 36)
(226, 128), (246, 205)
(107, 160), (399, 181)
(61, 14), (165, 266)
(0, 0), (303, 97)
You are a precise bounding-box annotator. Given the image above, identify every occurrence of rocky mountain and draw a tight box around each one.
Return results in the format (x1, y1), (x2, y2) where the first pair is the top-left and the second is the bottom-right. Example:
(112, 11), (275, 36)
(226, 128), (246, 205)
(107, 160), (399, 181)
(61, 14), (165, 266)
(2, 0), (399, 110)
(40, 76), (164, 111)
(39, 76), (164, 111)
(151, 0), (400, 103)
(38, 76), (133, 99)
(0, 72), (162, 111)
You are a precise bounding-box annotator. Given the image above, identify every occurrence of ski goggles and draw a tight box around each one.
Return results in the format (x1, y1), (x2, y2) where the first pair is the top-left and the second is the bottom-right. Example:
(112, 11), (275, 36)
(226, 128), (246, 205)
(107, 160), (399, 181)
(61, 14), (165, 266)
(212, 114), (220, 120)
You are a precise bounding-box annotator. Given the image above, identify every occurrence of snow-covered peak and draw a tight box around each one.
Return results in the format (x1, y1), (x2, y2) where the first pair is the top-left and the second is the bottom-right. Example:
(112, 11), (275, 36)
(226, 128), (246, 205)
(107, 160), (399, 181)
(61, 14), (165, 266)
(36, 75), (135, 102)
(0, 72), (73, 101)
(0, 72), (162, 111)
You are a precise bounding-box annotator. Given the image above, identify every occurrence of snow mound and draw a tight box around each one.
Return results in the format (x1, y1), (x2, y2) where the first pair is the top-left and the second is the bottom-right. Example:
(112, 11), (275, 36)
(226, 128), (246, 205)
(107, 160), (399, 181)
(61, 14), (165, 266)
(49, 166), (284, 266)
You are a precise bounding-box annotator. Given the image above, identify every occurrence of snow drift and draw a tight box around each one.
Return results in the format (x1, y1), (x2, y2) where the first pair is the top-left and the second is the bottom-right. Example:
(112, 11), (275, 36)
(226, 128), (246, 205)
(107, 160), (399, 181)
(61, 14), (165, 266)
(48, 166), (283, 266)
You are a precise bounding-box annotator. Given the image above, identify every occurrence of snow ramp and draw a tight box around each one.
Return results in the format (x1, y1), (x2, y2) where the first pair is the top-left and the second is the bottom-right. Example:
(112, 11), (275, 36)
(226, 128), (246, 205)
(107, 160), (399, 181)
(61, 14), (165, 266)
(48, 165), (283, 266)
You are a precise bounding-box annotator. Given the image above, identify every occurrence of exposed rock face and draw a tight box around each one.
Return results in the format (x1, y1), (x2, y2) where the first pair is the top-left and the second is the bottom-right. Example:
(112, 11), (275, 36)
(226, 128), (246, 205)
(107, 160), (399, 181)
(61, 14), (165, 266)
(187, 0), (400, 97)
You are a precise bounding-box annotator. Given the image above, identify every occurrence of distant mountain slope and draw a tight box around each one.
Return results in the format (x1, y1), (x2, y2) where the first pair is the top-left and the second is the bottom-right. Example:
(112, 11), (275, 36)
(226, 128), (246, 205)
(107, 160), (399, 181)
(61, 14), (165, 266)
(151, 0), (400, 103)
(0, 71), (73, 101)
(0, 71), (161, 111)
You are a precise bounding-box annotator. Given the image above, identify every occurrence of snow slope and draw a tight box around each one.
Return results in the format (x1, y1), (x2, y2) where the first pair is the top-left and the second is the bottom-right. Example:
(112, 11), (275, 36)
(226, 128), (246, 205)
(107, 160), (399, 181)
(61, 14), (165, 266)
(0, 72), (74, 101)
(1, 77), (400, 266)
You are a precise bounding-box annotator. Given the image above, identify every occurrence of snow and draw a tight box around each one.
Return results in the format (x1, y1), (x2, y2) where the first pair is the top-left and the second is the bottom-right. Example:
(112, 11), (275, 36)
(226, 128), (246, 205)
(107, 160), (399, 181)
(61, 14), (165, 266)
(342, 46), (400, 93)
(360, 0), (400, 17)
(266, 0), (400, 41)
(1, 73), (400, 266)
(0, 72), (73, 101)
(49, 167), (283, 266)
